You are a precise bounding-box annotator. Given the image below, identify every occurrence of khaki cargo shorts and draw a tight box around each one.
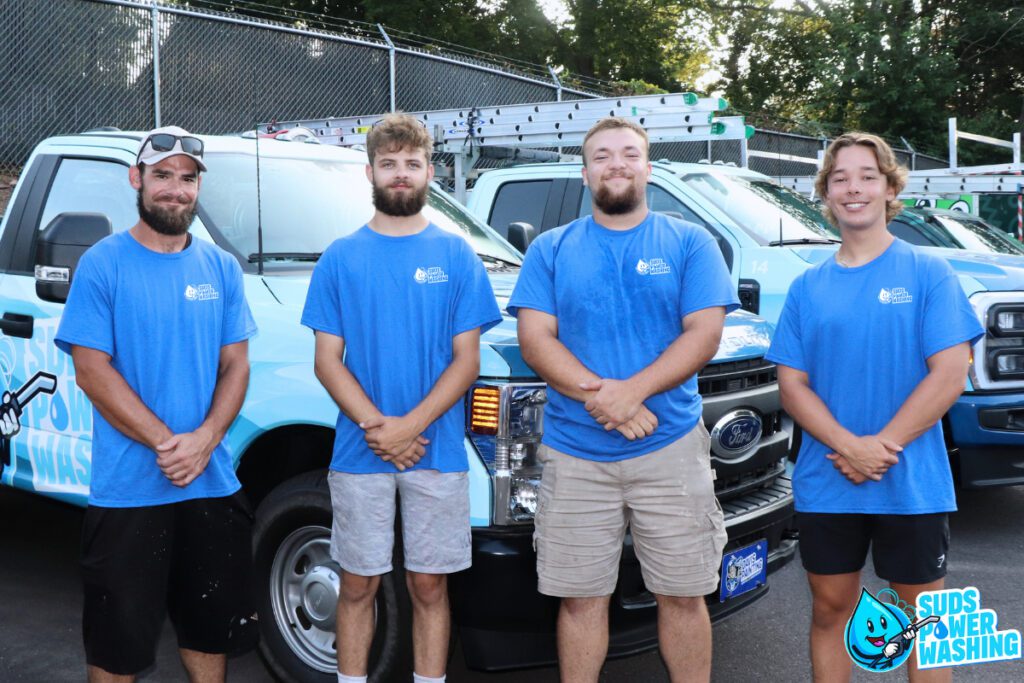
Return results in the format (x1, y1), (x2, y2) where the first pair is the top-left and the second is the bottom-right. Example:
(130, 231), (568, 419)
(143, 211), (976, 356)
(534, 423), (727, 598)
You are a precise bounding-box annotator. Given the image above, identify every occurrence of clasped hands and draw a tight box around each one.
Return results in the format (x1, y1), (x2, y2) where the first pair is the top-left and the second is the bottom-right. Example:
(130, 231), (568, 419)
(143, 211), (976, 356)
(579, 378), (658, 441)
(827, 435), (903, 485)
(359, 415), (429, 471)
(156, 426), (215, 488)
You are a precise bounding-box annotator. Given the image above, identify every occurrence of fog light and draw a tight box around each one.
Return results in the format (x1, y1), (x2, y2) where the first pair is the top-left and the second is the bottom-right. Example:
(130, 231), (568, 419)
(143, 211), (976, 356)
(997, 311), (1024, 333)
(990, 350), (1024, 379)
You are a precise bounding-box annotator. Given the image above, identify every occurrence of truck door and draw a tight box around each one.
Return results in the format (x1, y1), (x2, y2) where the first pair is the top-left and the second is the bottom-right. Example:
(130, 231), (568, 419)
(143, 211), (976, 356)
(0, 155), (136, 504)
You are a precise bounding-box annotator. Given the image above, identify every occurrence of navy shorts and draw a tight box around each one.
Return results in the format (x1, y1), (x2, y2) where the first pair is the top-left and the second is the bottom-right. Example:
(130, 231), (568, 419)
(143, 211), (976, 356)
(80, 492), (259, 675)
(797, 512), (949, 585)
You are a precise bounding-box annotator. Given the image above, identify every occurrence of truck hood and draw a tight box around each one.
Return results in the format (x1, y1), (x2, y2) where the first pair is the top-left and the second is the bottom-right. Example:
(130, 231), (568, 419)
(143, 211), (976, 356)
(922, 247), (1024, 296)
(258, 268), (773, 378)
(762, 243), (1024, 296)
(788, 244), (839, 265)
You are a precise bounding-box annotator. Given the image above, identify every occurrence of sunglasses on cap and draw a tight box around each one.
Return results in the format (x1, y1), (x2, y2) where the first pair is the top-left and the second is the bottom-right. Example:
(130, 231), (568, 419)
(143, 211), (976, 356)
(138, 133), (204, 161)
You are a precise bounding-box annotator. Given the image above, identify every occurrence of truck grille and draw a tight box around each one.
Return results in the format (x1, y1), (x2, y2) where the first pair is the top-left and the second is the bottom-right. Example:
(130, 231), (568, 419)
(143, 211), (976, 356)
(715, 458), (786, 499)
(720, 476), (792, 520)
(698, 358), (777, 397)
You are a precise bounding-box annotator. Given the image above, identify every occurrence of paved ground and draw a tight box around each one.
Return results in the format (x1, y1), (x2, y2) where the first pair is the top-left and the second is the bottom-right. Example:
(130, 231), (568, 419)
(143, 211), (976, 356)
(1, 484), (1022, 681)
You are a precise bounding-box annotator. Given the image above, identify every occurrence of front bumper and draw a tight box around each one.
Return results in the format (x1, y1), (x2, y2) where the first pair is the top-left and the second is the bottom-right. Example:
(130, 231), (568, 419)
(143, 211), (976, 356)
(948, 392), (1024, 488)
(450, 477), (797, 672)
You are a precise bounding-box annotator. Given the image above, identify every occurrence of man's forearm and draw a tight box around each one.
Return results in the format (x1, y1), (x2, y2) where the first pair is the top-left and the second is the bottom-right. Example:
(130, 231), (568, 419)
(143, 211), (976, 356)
(879, 364), (967, 447)
(77, 360), (171, 449)
(521, 333), (600, 402)
(780, 380), (859, 455)
(314, 357), (382, 426)
(198, 355), (249, 444)
(629, 322), (722, 401)
(405, 352), (479, 433)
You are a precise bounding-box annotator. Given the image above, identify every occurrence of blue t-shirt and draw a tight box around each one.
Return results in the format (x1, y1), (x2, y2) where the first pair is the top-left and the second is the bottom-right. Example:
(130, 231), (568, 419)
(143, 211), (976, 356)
(766, 239), (983, 514)
(301, 224), (501, 474)
(507, 213), (740, 460)
(55, 232), (257, 507)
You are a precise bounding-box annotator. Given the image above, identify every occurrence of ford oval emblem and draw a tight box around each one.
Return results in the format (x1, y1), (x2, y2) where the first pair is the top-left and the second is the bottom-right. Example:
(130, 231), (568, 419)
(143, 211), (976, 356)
(710, 409), (763, 459)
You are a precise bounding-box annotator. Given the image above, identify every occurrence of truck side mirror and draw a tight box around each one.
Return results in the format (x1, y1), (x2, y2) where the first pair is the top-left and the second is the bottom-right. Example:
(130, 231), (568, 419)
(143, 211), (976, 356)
(507, 221), (536, 253)
(35, 212), (112, 304)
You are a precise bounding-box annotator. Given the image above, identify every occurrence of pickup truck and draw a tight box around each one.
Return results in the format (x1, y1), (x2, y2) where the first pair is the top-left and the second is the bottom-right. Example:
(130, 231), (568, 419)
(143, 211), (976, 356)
(468, 162), (1024, 489)
(0, 131), (795, 681)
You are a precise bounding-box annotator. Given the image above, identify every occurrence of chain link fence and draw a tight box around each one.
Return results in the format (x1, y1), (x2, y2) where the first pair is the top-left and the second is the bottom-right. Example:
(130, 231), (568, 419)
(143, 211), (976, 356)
(0, 0), (593, 181)
(0, 0), (946, 211)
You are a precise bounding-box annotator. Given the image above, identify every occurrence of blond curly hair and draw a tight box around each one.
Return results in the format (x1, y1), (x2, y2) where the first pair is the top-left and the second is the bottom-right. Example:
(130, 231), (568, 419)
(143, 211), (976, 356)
(815, 132), (908, 226)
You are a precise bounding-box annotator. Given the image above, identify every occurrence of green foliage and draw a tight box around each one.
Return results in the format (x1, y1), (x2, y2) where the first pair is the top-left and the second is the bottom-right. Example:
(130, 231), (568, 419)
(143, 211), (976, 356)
(710, 0), (1023, 162)
(608, 79), (669, 96)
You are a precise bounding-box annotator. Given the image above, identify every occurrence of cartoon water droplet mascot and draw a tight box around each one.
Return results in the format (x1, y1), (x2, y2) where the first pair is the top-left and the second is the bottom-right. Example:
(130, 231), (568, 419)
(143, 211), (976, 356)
(844, 588), (941, 671)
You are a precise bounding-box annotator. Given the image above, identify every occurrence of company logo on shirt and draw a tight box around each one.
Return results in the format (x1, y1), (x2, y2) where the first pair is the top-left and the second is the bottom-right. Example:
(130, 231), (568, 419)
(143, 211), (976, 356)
(878, 287), (912, 304)
(636, 258), (671, 276)
(414, 267), (449, 285)
(184, 284), (220, 301)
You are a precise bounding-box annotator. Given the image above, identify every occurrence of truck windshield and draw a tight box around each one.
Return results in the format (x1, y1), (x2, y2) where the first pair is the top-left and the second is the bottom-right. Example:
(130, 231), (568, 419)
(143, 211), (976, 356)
(932, 214), (1024, 256)
(199, 152), (521, 266)
(680, 172), (840, 245)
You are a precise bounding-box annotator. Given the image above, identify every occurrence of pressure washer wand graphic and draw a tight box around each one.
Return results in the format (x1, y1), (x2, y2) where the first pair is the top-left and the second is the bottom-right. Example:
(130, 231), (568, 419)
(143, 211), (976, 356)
(9, 371), (58, 416)
(0, 371), (58, 469)
(877, 615), (942, 663)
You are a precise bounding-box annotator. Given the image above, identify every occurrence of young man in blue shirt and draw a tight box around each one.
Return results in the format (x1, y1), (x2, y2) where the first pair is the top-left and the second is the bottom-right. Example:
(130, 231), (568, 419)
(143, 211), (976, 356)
(767, 133), (983, 682)
(302, 114), (501, 683)
(56, 126), (259, 682)
(508, 118), (735, 682)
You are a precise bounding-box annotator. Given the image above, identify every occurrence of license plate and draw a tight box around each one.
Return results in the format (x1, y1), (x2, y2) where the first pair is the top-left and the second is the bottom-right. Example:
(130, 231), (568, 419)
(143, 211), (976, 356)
(719, 539), (767, 602)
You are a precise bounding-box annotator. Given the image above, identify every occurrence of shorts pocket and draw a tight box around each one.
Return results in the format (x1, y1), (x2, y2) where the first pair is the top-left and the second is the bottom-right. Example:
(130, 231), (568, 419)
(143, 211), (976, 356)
(703, 498), (728, 574)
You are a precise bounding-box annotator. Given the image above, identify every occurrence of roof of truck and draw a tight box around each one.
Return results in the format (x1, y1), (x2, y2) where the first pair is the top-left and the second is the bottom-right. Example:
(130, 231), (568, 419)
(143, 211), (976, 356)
(45, 129), (368, 163)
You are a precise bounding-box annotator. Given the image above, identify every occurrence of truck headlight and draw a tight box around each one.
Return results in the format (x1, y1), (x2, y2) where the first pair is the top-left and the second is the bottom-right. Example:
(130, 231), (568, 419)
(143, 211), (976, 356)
(969, 293), (1024, 390)
(990, 348), (1024, 380)
(467, 383), (547, 525)
(988, 304), (1024, 337)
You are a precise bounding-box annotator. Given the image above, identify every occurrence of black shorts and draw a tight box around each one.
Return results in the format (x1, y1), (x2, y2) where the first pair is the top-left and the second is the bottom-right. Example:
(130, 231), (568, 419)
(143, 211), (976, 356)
(797, 512), (949, 585)
(80, 492), (259, 676)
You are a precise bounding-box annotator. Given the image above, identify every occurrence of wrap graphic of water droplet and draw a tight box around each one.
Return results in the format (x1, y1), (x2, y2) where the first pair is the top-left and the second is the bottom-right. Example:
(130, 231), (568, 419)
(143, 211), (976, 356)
(933, 619), (949, 639)
(844, 588), (913, 671)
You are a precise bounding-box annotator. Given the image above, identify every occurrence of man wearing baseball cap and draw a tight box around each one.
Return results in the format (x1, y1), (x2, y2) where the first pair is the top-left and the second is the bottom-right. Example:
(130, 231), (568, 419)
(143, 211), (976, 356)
(56, 126), (259, 682)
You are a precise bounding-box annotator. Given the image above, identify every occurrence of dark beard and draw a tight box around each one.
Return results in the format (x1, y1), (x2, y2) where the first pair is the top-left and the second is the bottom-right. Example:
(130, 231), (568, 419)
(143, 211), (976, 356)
(592, 179), (643, 215)
(137, 190), (196, 236)
(372, 182), (428, 217)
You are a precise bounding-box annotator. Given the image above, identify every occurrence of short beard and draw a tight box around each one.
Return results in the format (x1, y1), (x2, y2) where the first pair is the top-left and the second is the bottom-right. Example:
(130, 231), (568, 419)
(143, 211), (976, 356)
(592, 180), (643, 215)
(372, 182), (428, 217)
(136, 187), (196, 236)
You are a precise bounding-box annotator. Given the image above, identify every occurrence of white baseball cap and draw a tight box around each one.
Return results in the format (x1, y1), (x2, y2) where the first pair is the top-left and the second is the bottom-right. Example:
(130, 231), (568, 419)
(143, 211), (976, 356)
(136, 125), (207, 172)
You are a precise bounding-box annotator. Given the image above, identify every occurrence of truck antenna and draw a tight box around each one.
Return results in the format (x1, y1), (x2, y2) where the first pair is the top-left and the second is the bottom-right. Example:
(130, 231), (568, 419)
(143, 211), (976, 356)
(254, 123), (265, 276)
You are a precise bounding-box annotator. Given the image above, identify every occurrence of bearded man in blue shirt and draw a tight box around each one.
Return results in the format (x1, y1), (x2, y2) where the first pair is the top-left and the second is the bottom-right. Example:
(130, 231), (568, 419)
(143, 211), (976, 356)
(509, 118), (735, 682)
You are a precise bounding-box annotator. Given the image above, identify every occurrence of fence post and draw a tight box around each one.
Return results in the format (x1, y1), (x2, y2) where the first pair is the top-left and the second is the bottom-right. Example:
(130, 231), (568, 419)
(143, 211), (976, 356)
(900, 136), (917, 171)
(378, 24), (396, 113)
(152, 3), (162, 127)
(948, 117), (958, 169)
(548, 66), (562, 102)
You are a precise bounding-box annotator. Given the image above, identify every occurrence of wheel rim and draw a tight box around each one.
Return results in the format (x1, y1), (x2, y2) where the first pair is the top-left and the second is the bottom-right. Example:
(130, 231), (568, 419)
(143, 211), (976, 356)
(268, 525), (338, 673)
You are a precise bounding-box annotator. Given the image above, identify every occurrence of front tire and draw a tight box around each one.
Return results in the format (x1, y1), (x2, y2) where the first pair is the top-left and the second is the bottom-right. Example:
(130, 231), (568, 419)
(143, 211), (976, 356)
(252, 470), (407, 682)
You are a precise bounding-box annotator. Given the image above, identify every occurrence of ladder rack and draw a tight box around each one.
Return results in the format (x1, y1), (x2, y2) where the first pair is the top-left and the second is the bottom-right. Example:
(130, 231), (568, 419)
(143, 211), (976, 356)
(261, 92), (755, 202)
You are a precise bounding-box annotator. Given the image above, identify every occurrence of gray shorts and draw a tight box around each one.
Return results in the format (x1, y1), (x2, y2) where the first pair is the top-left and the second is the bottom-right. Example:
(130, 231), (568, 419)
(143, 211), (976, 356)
(534, 423), (727, 598)
(327, 469), (471, 576)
